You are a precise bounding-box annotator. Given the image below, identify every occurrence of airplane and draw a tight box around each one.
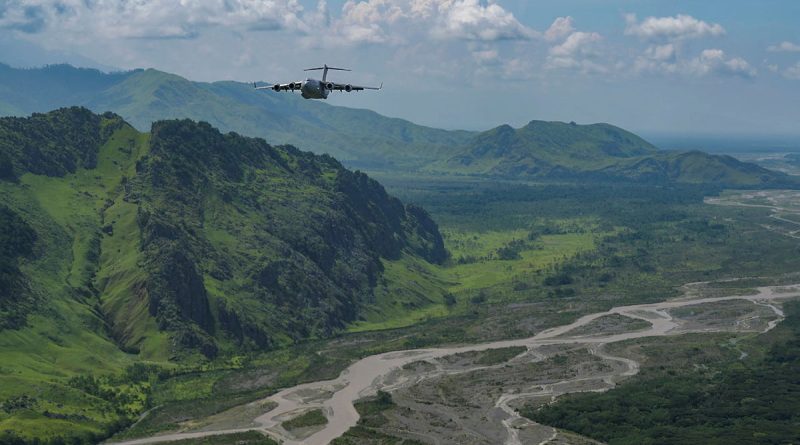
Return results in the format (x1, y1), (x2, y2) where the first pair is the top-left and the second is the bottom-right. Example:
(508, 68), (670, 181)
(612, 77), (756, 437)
(254, 64), (382, 100)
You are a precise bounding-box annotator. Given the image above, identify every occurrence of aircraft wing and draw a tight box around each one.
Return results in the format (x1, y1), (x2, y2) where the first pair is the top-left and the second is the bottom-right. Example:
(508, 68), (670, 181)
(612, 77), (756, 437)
(330, 82), (383, 91)
(253, 81), (303, 91)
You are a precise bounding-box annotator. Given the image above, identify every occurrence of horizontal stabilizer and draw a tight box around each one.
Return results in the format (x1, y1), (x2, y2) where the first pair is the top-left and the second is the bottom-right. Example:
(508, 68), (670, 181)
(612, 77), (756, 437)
(305, 66), (351, 72)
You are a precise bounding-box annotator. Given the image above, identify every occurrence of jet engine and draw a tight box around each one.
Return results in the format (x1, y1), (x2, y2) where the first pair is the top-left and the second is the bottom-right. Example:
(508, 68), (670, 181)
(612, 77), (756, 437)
(325, 82), (334, 90)
(344, 84), (352, 92)
(273, 84), (281, 92)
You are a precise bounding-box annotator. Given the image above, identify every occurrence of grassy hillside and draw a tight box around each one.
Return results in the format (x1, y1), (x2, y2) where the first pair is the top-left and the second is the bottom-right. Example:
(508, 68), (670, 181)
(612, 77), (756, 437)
(435, 121), (794, 186)
(0, 64), (790, 187)
(603, 150), (790, 185)
(442, 120), (656, 174)
(0, 64), (473, 168)
(0, 108), (447, 442)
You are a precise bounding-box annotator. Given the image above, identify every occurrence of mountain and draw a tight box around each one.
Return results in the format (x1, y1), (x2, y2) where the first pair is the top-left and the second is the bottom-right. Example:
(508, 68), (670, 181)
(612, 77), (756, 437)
(0, 63), (792, 187)
(0, 108), (446, 439)
(0, 63), (473, 169)
(434, 121), (795, 186)
(599, 150), (791, 185)
(440, 120), (657, 176)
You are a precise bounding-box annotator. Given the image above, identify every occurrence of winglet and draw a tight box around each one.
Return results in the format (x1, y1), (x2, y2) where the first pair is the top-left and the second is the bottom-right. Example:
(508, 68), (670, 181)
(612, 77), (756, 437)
(253, 82), (257, 89)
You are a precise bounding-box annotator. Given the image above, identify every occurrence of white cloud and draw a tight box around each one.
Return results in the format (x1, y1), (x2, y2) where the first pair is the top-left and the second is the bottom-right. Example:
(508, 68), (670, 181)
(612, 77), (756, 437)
(549, 31), (601, 57)
(643, 43), (676, 62)
(544, 16), (574, 42)
(0, 0), (311, 40)
(434, 0), (538, 41)
(635, 47), (756, 79)
(330, 0), (538, 45)
(472, 48), (500, 65)
(768, 41), (800, 53)
(624, 13), (725, 41)
(538, 15), (612, 75)
(624, 13), (753, 79)
(546, 31), (605, 74)
(687, 49), (756, 78)
(785, 62), (800, 80)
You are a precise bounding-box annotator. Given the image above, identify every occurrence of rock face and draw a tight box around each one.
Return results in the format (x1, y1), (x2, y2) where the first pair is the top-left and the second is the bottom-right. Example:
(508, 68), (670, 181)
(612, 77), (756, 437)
(0, 107), (446, 358)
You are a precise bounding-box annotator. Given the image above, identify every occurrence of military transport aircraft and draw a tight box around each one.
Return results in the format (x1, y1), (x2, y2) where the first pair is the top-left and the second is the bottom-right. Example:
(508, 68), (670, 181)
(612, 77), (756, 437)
(254, 64), (382, 100)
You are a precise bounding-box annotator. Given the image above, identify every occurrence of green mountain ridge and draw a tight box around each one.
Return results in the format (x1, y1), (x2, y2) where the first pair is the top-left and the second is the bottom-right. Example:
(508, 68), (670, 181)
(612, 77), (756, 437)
(435, 120), (794, 186)
(0, 63), (790, 187)
(0, 63), (473, 169)
(0, 108), (446, 440)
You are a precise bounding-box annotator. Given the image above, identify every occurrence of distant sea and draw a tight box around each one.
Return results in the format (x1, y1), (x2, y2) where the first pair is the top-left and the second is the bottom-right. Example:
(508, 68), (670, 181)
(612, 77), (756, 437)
(645, 134), (800, 176)
(645, 135), (800, 154)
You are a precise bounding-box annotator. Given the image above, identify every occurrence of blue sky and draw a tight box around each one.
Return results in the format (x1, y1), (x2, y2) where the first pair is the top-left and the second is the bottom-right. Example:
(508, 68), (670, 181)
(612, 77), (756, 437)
(0, 0), (798, 137)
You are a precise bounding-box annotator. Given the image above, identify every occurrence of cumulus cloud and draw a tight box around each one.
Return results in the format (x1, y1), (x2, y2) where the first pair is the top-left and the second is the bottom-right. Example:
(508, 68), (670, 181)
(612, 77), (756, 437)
(544, 16), (574, 42)
(635, 47), (755, 79)
(785, 62), (800, 80)
(546, 31), (605, 73)
(768, 41), (800, 53)
(624, 13), (754, 79)
(688, 49), (756, 77)
(0, 0), (311, 40)
(471, 48), (500, 65)
(643, 43), (677, 62)
(549, 31), (601, 57)
(329, 0), (538, 45)
(624, 13), (725, 41)
(687, 49), (756, 78)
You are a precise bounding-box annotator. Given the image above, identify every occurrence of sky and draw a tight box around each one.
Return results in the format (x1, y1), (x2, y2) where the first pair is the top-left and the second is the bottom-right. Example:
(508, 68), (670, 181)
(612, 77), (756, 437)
(0, 0), (799, 137)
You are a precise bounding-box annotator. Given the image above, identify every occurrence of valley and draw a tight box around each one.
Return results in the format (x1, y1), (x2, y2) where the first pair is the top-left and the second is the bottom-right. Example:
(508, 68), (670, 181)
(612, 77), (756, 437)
(98, 188), (800, 445)
(106, 279), (798, 445)
(0, 97), (798, 445)
(0, 0), (797, 441)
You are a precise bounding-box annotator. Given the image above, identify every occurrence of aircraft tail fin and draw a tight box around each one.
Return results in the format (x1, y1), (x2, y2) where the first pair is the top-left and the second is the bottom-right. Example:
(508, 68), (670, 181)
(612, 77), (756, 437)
(305, 64), (351, 81)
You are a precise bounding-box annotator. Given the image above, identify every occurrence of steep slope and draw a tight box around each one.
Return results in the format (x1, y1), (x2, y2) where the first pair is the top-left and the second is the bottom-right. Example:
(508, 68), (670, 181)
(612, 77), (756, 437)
(0, 108), (446, 440)
(0, 64), (473, 168)
(438, 121), (793, 186)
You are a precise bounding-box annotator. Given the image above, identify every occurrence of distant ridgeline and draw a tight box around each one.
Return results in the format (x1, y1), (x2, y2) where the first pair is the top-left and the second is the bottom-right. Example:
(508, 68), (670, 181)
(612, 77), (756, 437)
(0, 63), (794, 186)
(438, 121), (797, 186)
(0, 107), (446, 361)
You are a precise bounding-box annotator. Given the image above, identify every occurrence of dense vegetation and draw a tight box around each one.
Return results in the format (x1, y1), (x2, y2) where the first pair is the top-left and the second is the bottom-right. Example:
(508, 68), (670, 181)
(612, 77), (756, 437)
(281, 408), (328, 431)
(332, 391), (426, 445)
(0, 64), (792, 187)
(124, 431), (277, 445)
(0, 205), (36, 329)
(0, 108), (446, 442)
(0, 97), (797, 443)
(129, 118), (445, 358)
(0, 63), (474, 168)
(524, 302), (800, 445)
(443, 120), (655, 173)
(437, 120), (793, 186)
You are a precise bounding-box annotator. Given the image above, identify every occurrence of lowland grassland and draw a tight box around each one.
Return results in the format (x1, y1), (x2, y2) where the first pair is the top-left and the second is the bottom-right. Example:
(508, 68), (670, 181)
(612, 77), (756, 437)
(103, 177), (800, 442)
(4, 168), (800, 444)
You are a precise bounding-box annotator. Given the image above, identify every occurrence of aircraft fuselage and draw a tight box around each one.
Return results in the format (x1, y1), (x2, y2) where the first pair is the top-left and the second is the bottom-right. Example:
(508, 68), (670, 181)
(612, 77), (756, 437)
(301, 79), (327, 99)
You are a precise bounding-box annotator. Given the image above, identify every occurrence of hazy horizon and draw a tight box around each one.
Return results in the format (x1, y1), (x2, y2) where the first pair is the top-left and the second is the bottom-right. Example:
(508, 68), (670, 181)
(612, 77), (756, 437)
(1, 0), (799, 137)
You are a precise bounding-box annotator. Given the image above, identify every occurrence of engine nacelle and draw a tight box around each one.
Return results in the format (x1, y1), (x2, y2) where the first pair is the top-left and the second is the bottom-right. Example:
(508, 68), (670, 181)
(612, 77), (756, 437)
(344, 84), (352, 92)
(325, 82), (334, 90)
(273, 84), (281, 92)
(290, 82), (299, 90)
